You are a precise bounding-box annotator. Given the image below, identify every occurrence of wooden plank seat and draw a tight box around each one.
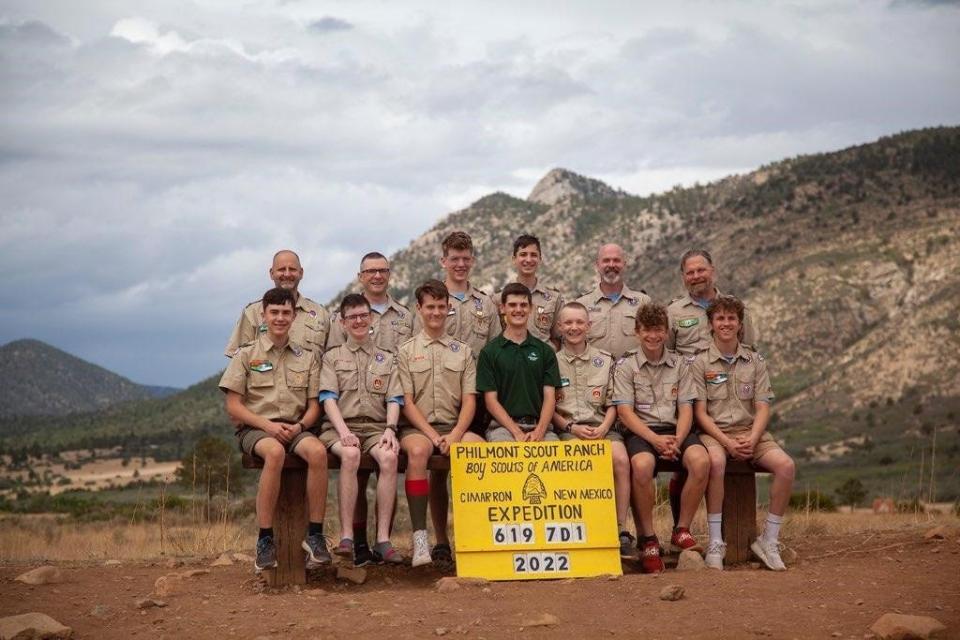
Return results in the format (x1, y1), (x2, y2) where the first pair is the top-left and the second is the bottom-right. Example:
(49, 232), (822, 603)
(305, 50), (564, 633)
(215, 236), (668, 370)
(242, 452), (764, 585)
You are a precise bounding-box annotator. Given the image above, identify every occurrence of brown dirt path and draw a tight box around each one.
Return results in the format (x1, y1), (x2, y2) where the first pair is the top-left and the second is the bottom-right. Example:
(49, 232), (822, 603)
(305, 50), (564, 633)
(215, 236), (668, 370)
(1, 529), (957, 639)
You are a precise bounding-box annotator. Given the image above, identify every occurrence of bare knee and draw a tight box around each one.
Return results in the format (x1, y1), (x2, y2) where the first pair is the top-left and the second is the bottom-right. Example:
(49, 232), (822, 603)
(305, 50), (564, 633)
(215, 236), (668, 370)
(339, 446), (361, 471)
(613, 450), (629, 475)
(406, 442), (431, 467)
(776, 455), (796, 482)
(707, 450), (727, 477)
(304, 446), (327, 469)
(685, 449), (710, 480)
(258, 440), (286, 468)
(378, 449), (398, 473)
(630, 455), (655, 485)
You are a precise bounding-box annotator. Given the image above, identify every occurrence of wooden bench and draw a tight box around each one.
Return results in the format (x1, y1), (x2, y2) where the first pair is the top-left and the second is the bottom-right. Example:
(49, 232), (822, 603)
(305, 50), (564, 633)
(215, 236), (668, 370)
(242, 453), (763, 585)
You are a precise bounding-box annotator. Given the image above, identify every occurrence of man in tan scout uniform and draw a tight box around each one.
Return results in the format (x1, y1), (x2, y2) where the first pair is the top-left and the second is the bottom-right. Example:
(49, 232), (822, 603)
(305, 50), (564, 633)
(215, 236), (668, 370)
(549, 302), (632, 558)
(327, 251), (416, 353)
(440, 231), (501, 356)
(318, 293), (405, 567)
(225, 250), (330, 357)
(666, 249), (756, 354)
(685, 294), (795, 572)
(501, 234), (563, 346)
(219, 287), (331, 572)
(575, 243), (652, 359)
(397, 279), (484, 569)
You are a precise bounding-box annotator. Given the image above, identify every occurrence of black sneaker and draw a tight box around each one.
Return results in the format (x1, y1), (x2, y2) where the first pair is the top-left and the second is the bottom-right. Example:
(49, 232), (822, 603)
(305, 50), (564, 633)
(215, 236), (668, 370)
(353, 543), (375, 568)
(430, 543), (455, 573)
(255, 536), (277, 572)
(618, 531), (636, 559)
(302, 534), (332, 568)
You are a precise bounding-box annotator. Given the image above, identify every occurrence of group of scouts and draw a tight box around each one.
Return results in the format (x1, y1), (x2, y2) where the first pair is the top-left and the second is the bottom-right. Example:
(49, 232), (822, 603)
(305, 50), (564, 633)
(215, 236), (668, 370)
(218, 231), (796, 575)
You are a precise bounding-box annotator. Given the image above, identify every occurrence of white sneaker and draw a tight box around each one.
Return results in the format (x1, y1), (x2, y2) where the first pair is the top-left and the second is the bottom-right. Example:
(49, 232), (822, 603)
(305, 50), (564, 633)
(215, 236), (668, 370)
(412, 529), (432, 567)
(751, 537), (787, 571)
(704, 539), (726, 570)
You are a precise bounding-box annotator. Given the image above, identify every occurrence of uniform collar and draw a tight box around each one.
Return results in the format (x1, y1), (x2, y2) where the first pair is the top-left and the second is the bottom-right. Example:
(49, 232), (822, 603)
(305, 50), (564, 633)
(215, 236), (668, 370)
(584, 282), (644, 305)
(370, 295), (407, 317)
(257, 333), (299, 355)
(707, 341), (751, 363)
(677, 287), (722, 310)
(417, 330), (453, 347)
(634, 348), (676, 368)
(560, 344), (592, 363)
(345, 336), (374, 354)
(494, 331), (534, 349)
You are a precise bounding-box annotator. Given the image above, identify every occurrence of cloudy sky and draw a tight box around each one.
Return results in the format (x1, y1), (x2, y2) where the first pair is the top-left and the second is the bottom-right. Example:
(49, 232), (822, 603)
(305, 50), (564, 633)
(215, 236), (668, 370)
(1, 1), (958, 387)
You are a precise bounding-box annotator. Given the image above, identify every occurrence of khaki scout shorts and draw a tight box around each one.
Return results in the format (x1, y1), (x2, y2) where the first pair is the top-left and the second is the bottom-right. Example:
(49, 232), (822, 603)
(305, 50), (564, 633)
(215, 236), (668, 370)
(236, 426), (320, 457)
(319, 422), (387, 454)
(558, 423), (624, 443)
(486, 421), (558, 442)
(398, 422), (456, 443)
(698, 426), (781, 462)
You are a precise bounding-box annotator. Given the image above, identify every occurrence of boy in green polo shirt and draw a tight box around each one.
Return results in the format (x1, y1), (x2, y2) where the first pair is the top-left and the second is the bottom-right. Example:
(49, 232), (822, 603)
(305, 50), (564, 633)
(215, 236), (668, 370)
(477, 282), (561, 442)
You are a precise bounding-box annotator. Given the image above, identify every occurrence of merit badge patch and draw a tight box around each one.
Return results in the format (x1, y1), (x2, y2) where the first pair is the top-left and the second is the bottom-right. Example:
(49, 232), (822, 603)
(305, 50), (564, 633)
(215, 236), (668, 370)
(257, 323), (268, 334)
(308, 310), (317, 317)
(375, 352), (385, 363)
(591, 388), (602, 401)
(450, 342), (460, 352)
(740, 383), (753, 396)
(671, 385), (678, 397)
(678, 317), (699, 328)
(592, 356), (604, 368)
(249, 360), (273, 373)
(538, 314), (550, 327)
(560, 377), (571, 387)
(373, 377), (384, 391)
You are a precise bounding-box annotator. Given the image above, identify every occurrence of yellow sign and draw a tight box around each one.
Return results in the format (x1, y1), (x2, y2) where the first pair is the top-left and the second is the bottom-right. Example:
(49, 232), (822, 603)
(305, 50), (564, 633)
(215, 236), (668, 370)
(451, 440), (622, 580)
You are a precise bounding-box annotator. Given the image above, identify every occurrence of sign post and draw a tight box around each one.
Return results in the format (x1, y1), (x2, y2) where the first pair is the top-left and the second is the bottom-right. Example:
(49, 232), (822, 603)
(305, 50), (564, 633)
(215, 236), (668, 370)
(450, 440), (622, 580)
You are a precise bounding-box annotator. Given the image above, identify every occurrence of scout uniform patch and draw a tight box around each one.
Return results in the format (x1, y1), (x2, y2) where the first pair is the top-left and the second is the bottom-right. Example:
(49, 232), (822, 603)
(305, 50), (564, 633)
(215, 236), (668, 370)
(559, 377), (571, 387)
(678, 317), (699, 328)
(592, 356), (604, 368)
(705, 371), (728, 384)
(450, 342), (460, 352)
(257, 323), (268, 333)
(591, 388), (602, 401)
(250, 360), (273, 372)
(375, 352), (385, 362)
(373, 377), (384, 391)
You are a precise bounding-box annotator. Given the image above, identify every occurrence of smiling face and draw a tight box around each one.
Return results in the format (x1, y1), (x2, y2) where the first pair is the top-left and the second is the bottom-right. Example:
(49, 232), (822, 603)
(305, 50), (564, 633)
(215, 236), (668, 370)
(636, 322), (667, 359)
(501, 293), (531, 330)
(269, 251), (304, 292)
(262, 301), (295, 340)
(512, 242), (541, 279)
(340, 303), (372, 342)
(682, 254), (715, 299)
(417, 293), (449, 333)
(441, 247), (474, 286)
(596, 244), (625, 287)
(558, 305), (590, 348)
(710, 309), (741, 345)
(359, 256), (390, 297)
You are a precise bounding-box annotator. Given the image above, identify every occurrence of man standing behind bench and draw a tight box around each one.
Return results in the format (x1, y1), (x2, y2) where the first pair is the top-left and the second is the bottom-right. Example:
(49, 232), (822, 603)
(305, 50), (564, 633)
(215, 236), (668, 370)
(478, 283), (561, 442)
(219, 287), (331, 572)
(318, 293), (405, 566)
(397, 279), (485, 569)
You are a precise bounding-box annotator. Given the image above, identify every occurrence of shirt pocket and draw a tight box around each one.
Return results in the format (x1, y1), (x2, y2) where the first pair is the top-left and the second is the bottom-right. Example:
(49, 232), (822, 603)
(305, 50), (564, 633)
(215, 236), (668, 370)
(248, 372), (275, 392)
(621, 312), (638, 336)
(632, 379), (655, 409)
(587, 311), (607, 339)
(334, 360), (359, 390)
(705, 376), (729, 401)
(674, 316), (701, 348)
(303, 320), (327, 350)
(472, 313), (492, 336)
(285, 365), (309, 389)
(366, 361), (392, 396)
(586, 370), (609, 405)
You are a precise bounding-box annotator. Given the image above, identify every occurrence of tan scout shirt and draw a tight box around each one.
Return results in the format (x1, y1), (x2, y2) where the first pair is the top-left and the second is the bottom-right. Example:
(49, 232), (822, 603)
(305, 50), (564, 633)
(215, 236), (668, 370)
(555, 345), (614, 427)
(218, 335), (320, 423)
(318, 339), (402, 426)
(397, 331), (476, 427)
(327, 296), (416, 353)
(612, 348), (691, 428)
(575, 283), (652, 359)
(666, 290), (757, 355)
(445, 284), (501, 358)
(224, 294), (330, 357)
(498, 281), (564, 344)
(684, 342), (775, 431)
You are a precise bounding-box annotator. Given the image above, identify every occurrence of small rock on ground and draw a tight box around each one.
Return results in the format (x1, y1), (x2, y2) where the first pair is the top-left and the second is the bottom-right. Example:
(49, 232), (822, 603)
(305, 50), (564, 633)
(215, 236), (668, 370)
(136, 598), (168, 609)
(676, 550), (706, 571)
(232, 553), (255, 563)
(435, 628), (449, 636)
(522, 613), (560, 628)
(211, 553), (233, 567)
(436, 577), (460, 593)
(923, 526), (947, 541)
(103, 560), (122, 567)
(89, 605), (112, 619)
(0, 612), (73, 639)
(781, 547), (799, 567)
(15, 566), (64, 585)
(659, 585), (685, 601)
(336, 566), (367, 585)
(870, 613), (946, 639)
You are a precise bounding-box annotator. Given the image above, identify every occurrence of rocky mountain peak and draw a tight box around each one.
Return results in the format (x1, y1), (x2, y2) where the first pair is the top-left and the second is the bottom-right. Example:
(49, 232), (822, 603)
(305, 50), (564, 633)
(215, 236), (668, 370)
(527, 168), (620, 206)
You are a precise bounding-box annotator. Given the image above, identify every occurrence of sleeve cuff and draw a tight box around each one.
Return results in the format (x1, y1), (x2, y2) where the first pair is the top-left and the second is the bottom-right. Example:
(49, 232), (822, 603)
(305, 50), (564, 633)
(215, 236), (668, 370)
(318, 390), (339, 402)
(388, 396), (404, 406)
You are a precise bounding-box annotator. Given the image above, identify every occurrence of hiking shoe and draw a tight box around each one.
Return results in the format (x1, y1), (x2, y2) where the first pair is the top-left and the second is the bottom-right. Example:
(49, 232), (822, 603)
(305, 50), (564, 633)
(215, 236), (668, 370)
(751, 537), (787, 571)
(412, 530), (432, 567)
(431, 543), (455, 573)
(353, 543), (374, 568)
(639, 540), (665, 574)
(335, 538), (354, 558)
(302, 534), (332, 568)
(704, 539), (726, 570)
(618, 531), (636, 559)
(373, 542), (405, 565)
(254, 536), (277, 572)
(670, 527), (702, 553)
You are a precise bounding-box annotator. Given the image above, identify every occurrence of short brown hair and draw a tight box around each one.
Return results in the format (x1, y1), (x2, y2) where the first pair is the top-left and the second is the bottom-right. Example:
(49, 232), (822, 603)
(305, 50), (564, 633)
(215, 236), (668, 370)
(262, 287), (296, 309)
(559, 301), (589, 317)
(442, 231), (474, 256)
(679, 249), (713, 271)
(415, 279), (449, 305)
(706, 295), (745, 324)
(339, 293), (370, 317)
(635, 303), (668, 331)
(500, 282), (531, 304)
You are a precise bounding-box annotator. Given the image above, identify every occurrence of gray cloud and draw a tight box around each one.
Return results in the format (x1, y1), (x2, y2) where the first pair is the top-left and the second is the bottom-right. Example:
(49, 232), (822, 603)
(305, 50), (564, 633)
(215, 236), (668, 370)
(307, 16), (353, 33)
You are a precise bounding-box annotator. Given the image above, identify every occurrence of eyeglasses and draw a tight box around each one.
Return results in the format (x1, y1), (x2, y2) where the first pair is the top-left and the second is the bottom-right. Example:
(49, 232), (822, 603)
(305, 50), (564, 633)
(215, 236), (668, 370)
(343, 312), (371, 322)
(360, 268), (390, 276)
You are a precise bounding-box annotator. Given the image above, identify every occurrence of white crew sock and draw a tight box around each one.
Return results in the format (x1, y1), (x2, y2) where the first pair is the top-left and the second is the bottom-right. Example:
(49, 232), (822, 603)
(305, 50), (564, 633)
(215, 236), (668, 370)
(707, 513), (723, 543)
(762, 513), (784, 543)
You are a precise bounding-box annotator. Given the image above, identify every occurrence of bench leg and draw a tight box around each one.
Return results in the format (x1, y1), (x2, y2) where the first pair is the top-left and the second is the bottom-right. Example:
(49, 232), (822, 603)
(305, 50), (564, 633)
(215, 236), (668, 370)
(265, 468), (307, 587)
(722, 472), (757, 564)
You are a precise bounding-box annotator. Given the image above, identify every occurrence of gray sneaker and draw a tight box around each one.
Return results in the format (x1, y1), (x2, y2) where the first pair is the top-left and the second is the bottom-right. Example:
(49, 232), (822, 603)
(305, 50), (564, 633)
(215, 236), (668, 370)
(751, 537), (787, 571)
(302, 534), (332, 568)
(255, 536), (277, 572)
(618, 531), (636, 559)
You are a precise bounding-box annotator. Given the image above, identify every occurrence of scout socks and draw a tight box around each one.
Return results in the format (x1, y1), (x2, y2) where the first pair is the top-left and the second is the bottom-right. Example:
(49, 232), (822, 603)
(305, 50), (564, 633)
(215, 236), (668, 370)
(762, 513), (783, 543)
(259, 527), (273, 541)
(308, 522), (323, 537)
(405, 478), (430, 531)
(707, 513), (723, 544)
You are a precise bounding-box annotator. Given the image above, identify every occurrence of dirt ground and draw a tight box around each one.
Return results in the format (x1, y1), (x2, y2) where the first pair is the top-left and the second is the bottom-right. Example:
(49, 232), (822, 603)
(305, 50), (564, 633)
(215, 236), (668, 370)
(1, 528), (957, 640)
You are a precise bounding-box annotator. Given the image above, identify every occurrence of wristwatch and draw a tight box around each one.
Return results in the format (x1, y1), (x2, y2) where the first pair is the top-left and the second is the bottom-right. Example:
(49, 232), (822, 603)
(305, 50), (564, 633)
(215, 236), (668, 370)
(562, 421), (574, 433)
(386, 423), (398, 432)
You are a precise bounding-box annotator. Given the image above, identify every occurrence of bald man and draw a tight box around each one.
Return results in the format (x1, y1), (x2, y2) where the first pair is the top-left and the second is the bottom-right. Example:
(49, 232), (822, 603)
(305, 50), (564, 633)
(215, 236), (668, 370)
(225, 250), (331, 357)
(574, 244), (652, 360)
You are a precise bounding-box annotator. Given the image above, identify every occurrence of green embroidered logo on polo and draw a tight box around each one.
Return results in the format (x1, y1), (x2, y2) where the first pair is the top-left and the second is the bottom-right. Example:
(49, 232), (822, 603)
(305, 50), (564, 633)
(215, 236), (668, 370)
(527, 351), (539, 362)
